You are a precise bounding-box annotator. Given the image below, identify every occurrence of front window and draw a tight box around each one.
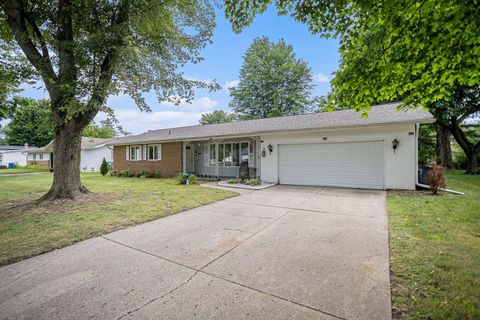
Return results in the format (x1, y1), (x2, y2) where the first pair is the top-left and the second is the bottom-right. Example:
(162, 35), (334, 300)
(39, 154), (43, 160)
(33, 154), (37, 160)
(206, 142), (249, 167)
(148, 144), (161, 160)
(130, 146), (142, 160)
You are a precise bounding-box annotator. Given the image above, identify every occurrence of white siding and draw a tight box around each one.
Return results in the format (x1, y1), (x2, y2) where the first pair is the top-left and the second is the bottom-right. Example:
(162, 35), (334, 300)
(0, 151), (28, 166)
(260, 123), (417, 190)
(80, 147), (113, 172)
(27, 153), (50, 161)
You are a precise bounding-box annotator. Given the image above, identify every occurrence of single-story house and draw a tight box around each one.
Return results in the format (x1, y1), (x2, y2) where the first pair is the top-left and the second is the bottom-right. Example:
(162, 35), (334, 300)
(0, 144), (42, 167)
(109, 103), (434, 190)
(29, 137), (116, 172)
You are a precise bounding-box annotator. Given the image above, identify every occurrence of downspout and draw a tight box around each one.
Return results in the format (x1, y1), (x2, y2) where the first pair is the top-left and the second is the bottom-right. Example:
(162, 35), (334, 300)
(415, 123), (464, 195)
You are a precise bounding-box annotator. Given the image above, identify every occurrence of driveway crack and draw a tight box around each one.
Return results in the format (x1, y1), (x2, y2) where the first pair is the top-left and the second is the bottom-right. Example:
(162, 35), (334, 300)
(116, 271), (199, 320)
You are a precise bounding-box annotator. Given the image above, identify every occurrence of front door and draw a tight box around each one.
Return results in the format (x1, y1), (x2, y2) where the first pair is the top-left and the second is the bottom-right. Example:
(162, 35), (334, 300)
(185, 145), (194, 173)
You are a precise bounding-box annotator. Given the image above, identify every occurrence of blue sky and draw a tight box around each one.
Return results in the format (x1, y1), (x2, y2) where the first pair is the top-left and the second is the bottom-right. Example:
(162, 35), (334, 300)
(11, 6), (340, 134)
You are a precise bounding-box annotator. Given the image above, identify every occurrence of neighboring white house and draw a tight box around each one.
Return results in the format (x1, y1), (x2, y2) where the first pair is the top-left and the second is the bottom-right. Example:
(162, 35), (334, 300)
(0, 145), (41, 167)
(109, 103), (435, 190)
(30, 137), (116, 172)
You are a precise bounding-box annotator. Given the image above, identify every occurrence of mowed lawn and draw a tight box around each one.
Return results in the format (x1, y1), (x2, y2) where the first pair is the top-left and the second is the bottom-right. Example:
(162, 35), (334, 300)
(388, 171), (480, 319)
(0, 173), (237, 265)
(0, 165), (49, 174)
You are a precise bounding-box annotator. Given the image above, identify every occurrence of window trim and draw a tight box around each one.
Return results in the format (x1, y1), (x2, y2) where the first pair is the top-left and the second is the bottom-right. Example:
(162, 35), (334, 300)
(206, 141), (250, 167)
(129, 145), (142, 161)
(147, 144), (162, 161)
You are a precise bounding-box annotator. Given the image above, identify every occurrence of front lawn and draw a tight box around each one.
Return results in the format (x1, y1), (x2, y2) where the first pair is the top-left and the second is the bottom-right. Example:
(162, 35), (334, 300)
(0, 165), (50, 174)
(0, 173), (237, 265)
(388, 171), (480, 319)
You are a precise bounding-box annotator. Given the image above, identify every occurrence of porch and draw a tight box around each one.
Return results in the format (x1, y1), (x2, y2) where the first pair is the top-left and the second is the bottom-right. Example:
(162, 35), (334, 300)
(182, 137), (261, 179)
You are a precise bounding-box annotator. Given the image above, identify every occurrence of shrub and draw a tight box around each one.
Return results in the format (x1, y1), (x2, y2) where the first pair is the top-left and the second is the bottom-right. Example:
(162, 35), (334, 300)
(154, 171), (162, 178)
(128, 171), (136, 177)
(136, 171), (143, 178)
(245, 177), (262, 186)
(100, 158), (108, 176)
(176, 173), (197, 184)
(176, 173), (186, 184)
(227, 177), (242, 184)
(0, 165), (7, 169)
(118, 169), (130, 177)
(110, 170), (117, 176)
(427, 163), (446, 195)
(187, 174), (197, 184)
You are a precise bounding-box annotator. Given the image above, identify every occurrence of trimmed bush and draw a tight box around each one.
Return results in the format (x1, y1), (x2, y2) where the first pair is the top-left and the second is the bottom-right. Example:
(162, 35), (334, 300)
(227, 177), (242, 184)
(176, 173), (197, 184)
(245, 178), (262, 186)
(100, 158), (108, 176)
(118, 169), (130, 177)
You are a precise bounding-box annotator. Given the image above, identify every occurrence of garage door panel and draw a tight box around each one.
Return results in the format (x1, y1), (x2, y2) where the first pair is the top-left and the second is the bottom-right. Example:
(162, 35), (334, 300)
(278, 141), (384, 189)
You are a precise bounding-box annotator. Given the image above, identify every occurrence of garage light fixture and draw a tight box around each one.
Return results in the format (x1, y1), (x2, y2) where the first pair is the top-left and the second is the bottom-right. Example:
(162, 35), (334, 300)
(392, 139), (399, 153)
(267, 144), (273, 155)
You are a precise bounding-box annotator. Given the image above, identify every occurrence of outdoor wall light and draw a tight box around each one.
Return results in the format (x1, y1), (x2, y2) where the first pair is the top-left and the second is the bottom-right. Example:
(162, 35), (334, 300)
(267, 144), (273, 154)
(392, 139), (399, 153)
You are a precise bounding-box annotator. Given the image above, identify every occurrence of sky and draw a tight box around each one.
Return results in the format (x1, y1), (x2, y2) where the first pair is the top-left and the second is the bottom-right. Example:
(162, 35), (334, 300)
(8, 5), (340, 135)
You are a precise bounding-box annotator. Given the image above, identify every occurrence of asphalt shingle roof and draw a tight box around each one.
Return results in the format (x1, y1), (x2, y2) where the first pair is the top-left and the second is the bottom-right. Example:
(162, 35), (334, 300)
(111, 103), (434, 145)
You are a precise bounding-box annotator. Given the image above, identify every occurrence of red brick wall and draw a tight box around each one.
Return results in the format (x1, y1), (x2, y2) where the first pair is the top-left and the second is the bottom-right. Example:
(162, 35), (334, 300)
(113, 143), (182, 178)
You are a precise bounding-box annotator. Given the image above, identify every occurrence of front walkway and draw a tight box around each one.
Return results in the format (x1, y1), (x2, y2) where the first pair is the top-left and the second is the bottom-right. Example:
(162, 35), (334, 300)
(0, 185), (391, 320)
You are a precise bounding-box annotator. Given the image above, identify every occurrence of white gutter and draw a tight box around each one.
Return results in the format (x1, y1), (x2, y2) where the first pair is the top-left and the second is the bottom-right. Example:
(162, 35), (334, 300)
(415, 123), (464, 195)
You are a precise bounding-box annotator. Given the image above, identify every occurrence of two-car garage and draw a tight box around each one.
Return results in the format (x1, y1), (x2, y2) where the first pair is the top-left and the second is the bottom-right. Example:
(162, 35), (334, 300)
(278, 141), (385, 190)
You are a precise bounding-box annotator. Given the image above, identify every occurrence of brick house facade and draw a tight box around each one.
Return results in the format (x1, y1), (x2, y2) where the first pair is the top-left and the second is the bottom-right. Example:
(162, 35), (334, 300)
(113, 142), (182, 178)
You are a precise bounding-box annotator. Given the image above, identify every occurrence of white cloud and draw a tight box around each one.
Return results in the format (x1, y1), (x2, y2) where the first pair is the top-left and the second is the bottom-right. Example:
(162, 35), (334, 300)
(223, 80), (240, 91)
(160, 96), (218, 111)
(314, 73), (329, 83)
(95, 108), (210, 135)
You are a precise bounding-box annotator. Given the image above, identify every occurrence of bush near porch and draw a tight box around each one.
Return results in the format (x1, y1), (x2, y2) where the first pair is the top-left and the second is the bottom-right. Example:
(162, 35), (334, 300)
(0, 173), (237, 265)
(388, 171), (480, 319)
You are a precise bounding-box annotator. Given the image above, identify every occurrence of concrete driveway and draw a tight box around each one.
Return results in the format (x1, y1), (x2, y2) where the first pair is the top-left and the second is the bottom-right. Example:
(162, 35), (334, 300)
(0, 185), (391, 320)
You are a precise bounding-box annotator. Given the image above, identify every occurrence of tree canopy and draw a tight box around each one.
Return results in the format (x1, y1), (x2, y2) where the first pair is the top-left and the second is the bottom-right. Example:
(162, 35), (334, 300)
(229, 37), (317, 120)
(4, 97), (53, 146)
(199, 110), (234, 124)
(82, 121), (116, 139)
(224, 0), (479, 113)
(1, 0), (218, 199)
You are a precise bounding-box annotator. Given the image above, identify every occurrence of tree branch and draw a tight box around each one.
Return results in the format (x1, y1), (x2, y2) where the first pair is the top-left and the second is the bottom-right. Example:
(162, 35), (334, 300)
(1, 0), (57, 89)
(449, 116), (473, 155)
(58, 0), (76, 87)
(24, 10), (50, 60)
(76, 0), (130, 130)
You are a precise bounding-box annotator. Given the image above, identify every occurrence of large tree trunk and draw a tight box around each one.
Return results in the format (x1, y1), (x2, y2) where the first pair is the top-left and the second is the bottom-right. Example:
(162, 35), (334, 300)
(435, 123), (454, 168)
(465, 150), (479, 174)
(40, 123), (90, 201)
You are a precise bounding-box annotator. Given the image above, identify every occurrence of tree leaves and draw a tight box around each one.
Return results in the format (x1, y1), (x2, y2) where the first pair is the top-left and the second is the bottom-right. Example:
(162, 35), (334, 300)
(229, 37), (317, 119)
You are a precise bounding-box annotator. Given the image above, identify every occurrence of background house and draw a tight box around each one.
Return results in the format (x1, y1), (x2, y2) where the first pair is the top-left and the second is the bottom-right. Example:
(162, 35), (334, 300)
(0, 144), (41, 167)
(29, 137), (116, 172)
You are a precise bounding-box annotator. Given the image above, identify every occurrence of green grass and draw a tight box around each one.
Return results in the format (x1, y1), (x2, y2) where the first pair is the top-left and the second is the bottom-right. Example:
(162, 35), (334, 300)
(0, 173), (237, 265)
(0, 165), (49, 174)
(388, 170), (480, 319)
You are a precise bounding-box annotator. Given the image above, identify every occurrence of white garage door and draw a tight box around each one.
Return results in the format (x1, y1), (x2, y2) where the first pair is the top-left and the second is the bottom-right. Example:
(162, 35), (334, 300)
(278, 141), (384, 189)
